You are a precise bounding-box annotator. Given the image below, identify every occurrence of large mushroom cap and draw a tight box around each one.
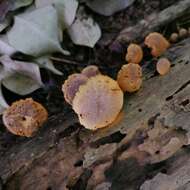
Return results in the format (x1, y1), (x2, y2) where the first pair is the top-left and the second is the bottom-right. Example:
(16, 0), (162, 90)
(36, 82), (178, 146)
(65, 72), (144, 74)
(3, 98), (48, 137)
(72, 75), (123, 130)
(62, 73), (88, 105)
(145, 32), (170, 57)
(126, 43), (143, 64)
(117, 63), (142, 92)
(81, 65), (100, 78)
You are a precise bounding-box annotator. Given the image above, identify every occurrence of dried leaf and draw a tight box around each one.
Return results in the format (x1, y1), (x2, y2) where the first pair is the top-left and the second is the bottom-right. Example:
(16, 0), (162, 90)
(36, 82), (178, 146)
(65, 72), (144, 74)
(0, 18), (10, 32)
(68, 8), (101, 47)
(0, 36), (16, 56)
(35, 0), (78, 28)
(0, 86), (9, 113)
(0, 65), (9, 109)
(36, 56), (63, 75)
(2, 73), (41, 95)
(0, 0), (13, 21)
(0, 55), (43, 85)
(11, 0), (33, 10)
(85, 0), (135, 16)
(7, 5), (70, 57)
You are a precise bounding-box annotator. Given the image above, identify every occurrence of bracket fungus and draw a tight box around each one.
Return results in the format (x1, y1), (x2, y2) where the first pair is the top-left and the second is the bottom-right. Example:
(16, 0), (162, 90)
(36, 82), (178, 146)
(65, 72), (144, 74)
(81, 65), (100, 78)
(117, 63), (142, 93)
(145, 32), (170, 57)
(3, 98), (48, 137)
(156, 58), (171, 75)
(125, 43), (143, 64)
(72, 75), (123, 130)
(62, 73), (88, 105)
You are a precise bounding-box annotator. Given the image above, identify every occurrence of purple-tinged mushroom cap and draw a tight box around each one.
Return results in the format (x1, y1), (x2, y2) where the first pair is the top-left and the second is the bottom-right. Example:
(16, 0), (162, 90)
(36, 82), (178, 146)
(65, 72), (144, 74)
(62, 74), (88, 105)
(73, 75), (123, 130)
(81, 65), (100, 78)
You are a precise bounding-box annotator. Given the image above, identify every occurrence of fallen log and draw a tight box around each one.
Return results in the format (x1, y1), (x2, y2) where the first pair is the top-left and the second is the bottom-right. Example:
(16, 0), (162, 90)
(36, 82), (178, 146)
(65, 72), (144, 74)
(1, 35), (190, 189)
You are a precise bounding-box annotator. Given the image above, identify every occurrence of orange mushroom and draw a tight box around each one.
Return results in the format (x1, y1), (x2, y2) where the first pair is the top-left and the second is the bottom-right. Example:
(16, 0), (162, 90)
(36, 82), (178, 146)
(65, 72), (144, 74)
(72, 75), (123, 130)
(125, 43), (143, 64)
(145, 32), (170, 57)
(81, 65), (100, 78)
(117, 63), (142, 93)
(62, 73), (88, 105)
(156, 58), (171, 75)
(3, 98), (48, 137)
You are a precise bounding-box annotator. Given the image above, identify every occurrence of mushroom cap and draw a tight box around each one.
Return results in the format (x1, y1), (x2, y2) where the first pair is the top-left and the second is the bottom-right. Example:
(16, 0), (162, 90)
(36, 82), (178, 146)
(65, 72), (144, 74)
(125, 43), (143, 64)
(169, 33), (178, 43)
(62, 73), (88, 105)
(81, 65), (100, 78)
(178, 28), (188, 39)
(145, 32), (170, 57)
(156, 58), (171, 75)
(3, 98), (48, 137)
(117, 63), (142, 92)
(72, 75), (123, 130)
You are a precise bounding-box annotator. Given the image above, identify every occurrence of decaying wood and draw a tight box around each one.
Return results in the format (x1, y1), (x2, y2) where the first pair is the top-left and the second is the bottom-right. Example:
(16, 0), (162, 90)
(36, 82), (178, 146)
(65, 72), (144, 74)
(1, 36), (190, 190)
(112, 0), (190, 44)
(1, 1), (190, 188)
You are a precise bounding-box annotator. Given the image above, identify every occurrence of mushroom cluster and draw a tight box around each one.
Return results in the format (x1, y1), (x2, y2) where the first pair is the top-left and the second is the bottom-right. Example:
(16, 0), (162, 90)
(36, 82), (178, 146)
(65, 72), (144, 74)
(117, 32), (171, 94)
(3, 98), (48, 137)
(62, 65), (124, 130)
(2, 31), (174, 136)
(169, 27), (190, 43)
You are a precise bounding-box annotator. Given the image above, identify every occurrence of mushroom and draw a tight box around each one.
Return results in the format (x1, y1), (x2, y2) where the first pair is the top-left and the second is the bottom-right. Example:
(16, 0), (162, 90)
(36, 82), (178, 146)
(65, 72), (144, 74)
(72, 75), (123, 130)
(117, 63), (142, 93)
(3, 98), (48, 137)
(62, 73), (88, 105)
(81, 65), (100, 78)
(125, 43), (143, 64)
(178, 28), (188, 39)
(156, 58), (171, 75)
(145, 32), (170, 57)
(169, 33), (178, 43)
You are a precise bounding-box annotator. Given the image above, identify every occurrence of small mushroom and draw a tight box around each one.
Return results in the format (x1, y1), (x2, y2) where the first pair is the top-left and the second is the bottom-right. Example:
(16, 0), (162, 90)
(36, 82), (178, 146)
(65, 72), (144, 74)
(72, 75), (123, 130)
(169, 33), (178, 43)
(117, 63), (142, 93)
(178, 28), (188, 39)
(145, 32), (170, 57)
(81, 65), (100, 78)
(125, 43), (143, 64)
(156, 58), (171, 75)
(3, 98), (48, 137)
(62, 74), (88, 105)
